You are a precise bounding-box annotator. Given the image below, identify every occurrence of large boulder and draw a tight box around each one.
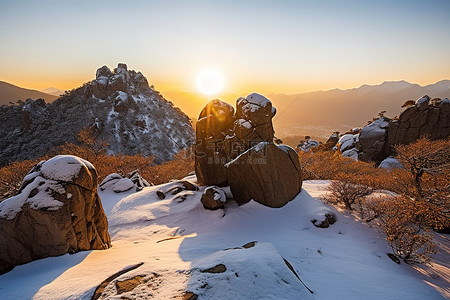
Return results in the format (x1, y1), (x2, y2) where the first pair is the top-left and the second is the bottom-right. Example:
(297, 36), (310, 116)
(387, 96), (450, 155)
(357, 116), (390, 163)
(226, 93), (276, 158)
(226, 142), (302, 208)
(195, 99), (235, 186)
(0, 155), (111, 274)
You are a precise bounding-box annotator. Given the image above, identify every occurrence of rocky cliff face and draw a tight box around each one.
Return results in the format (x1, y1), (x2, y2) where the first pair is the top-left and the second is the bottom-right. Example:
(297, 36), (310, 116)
(386, 96), (450, 155)
(0, 64), (194, 166)
(337, 96), (450, 164)
(0, 155), (111, 274)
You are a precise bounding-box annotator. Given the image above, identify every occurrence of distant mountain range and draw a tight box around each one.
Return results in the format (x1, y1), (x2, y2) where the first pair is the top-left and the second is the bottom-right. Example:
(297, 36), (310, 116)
(40, 87), (64, 97)
(2, 77), (449, 140)
(0, 81), (58, 105)
(269, 80), (450, 138)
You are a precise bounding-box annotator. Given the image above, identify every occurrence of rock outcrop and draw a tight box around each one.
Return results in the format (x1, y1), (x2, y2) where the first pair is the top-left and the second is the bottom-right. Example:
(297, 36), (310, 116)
(297, 138), (320, 152)
(0, 63), (194, 167)
(226, 143), (302, 208)
(387, 96), (450, 155)
(0, 155), (111, 274)
(195, 93), (302, 208)
(195, 99), (234, 186)
(336, 96), (449, 164)
(225, 93), (276, 158)
(337, 132), (360, 160)
(357, 116), (390, 163)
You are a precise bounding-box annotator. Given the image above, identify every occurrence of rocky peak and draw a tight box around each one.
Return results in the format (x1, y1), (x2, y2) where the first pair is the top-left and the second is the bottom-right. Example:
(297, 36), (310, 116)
(0, 64), (194, 166)
(91, 63), (141, 99)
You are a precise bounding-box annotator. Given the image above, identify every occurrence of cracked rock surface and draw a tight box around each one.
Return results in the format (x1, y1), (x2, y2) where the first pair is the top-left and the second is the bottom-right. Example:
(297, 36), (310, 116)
(0, 155), (111, 274)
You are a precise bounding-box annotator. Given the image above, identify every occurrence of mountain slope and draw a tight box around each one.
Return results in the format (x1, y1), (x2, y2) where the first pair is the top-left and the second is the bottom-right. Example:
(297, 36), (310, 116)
(0, 179), (446, 299)
(0, 64), (194, 166)
(269, 80), (450, 138)
(40, 87), (64, 97)
(0, 81), (58, 105)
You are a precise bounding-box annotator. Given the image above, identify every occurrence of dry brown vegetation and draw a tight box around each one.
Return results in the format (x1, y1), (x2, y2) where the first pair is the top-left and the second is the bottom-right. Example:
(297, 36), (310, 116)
(299, 137), (449, 263)
(0, 128), (194, 201)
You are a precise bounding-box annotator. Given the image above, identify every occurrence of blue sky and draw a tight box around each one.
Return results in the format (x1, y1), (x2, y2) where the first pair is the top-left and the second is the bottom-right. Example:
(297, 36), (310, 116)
(0, 0), (449, 94)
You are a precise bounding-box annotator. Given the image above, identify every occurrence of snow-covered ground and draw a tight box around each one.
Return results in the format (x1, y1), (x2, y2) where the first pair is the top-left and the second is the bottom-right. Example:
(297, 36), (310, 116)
(0, 179), (448, 299)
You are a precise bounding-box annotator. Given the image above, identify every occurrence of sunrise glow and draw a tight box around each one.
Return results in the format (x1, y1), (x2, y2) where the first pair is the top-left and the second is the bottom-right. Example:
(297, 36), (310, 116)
(196, 69), (224, 95)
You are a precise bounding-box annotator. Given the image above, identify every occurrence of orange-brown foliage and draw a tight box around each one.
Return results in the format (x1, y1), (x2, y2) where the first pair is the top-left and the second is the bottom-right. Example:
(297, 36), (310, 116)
(0, 142), (194, 201)
(297, 150), (384, 181)
(301, 137), (449, 263)
(0, 159), (40, 199)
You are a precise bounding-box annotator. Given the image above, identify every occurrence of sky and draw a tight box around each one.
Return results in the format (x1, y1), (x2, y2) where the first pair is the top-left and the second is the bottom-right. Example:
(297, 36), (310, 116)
(0, 0), (449, 100)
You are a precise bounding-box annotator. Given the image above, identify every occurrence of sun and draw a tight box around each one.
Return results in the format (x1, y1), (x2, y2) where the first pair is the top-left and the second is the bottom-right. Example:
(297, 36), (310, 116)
(196, 69), (224, 95)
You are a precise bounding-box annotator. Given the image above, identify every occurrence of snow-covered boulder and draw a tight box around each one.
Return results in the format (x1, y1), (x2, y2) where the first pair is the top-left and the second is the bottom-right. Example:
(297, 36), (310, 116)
(195, 99), (235, 186)
(338, 133), (359, 152)
(378, 157), (403, 170)
(226, 143), (302, 208)
(342, 148), (359, 160)
(201, 186), (227, 210)
(0, 155), (111, 274)
(236, 93), (277, 126)
(297, 139), (320, 152)
(99, 170), (150, 193)
(225, 93), (277, 159)
(189, 242), (314, 298)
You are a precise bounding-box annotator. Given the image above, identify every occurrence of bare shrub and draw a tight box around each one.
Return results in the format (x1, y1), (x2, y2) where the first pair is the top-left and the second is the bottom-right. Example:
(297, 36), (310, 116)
(0, 160), (39, 200)
(298, 150), (383, 181)
(325, 173), (373, 210)
(366, 196), (437, 263)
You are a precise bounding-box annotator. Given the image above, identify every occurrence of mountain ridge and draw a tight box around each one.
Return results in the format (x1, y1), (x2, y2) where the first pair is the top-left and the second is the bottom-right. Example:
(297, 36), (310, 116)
(0, 81), (58, 105)
(40, 87), (64, 97)
(268, 80), (450, 138)
(0, 64), (194, 166)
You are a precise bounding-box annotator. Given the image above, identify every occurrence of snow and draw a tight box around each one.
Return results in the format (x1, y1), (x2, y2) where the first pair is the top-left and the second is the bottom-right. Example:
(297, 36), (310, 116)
(297, 139), (319, 152)
(338, 133), (353, 145)
(40, 155), (93, 182)
(246, 93), (271, 107)
(378, 157), (403, 170)
(0, 175), (65, 220)
(359, 117), (389, 140)
(237, 118), (252, 129)
(0, 155), (94, 220)
(240, 93), (273, 114)
(252, 141), (269, 152)
(96, 76), (108, 86)
(338, 133), (359, 152)
(205, 186), (227, 203)
(416, 95), (430, 106)
(0, 180), (447, 299)
(115, 91), (128, 102)
(342, 148), (359, 160)
(189, 242), (314, 299)
(277, 144), (296, 154)
(113, 178), (135, 193)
